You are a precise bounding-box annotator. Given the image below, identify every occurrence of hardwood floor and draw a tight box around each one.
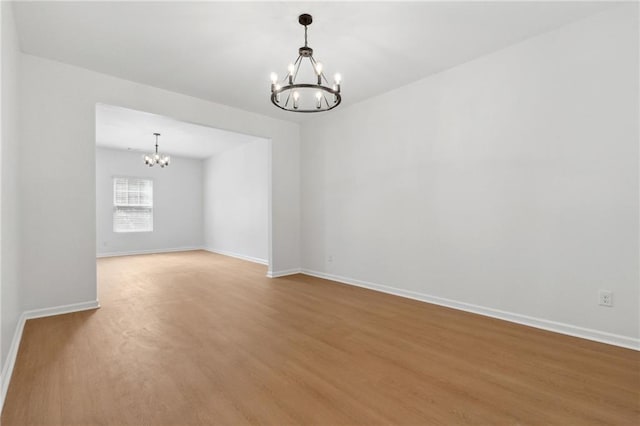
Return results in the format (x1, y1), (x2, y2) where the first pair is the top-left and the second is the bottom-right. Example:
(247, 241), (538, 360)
(2, 250), (638, 425)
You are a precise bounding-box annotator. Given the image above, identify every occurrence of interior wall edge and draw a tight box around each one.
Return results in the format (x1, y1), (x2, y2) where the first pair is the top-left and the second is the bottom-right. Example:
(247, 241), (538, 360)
(300, 269), (640, 351)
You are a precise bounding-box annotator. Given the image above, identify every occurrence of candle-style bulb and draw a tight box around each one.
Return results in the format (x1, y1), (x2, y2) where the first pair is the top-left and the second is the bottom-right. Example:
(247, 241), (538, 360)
(293, 91), (300, 110)
(288, 64), (295, 84)
(274, 84), (281, 103)
(315, 91), (322, 109)
(270, 73), (278, 84)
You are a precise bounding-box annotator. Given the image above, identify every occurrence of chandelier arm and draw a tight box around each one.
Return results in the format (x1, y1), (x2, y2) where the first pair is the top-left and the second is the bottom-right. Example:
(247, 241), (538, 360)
(308, 55), (320, 84)
(309, 54), (318, 68)
(322, 92), (330, 108)
(309, 56), (330, 86)
(292, 55), (303, 83)
(284, 89), (292, 108)
(282, 55), (302, 85)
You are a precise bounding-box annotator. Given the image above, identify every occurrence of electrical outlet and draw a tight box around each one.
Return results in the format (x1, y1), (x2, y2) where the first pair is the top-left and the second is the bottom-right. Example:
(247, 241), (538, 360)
(598, 290), (613, 307)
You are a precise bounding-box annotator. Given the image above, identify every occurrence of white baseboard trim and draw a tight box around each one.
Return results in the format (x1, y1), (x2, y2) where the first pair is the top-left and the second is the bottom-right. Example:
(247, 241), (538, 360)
(0, 300), (100, 411)
(97, 246), (203, 258)
(267, 268), (302, 278)
(1, 311), (26, 413)
(23, 300), (101, 320)
(204, 247), (268, 265)
(301, 269), (639, 351)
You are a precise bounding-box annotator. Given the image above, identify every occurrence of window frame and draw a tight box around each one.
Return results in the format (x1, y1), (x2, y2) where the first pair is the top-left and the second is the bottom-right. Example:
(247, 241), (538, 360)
(112, 176), (154, 233)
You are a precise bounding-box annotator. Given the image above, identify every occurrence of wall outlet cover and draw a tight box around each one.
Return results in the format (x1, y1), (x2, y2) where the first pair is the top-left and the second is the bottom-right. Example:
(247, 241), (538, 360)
(598, 290), (613, 307)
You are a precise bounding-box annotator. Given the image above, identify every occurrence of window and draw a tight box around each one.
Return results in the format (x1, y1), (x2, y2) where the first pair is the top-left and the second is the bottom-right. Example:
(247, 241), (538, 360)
(113, 177), (153, 233)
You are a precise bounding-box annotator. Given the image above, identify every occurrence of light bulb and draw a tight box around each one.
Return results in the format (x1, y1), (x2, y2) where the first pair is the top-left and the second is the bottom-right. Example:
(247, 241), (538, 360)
(270, 73), (278, 84)
(315, 63), (323, 75)
(274, 84), (281, 103)
(293, 91), (300, 110)
(334, 73), (341, 84)
(315, 91), (322, 109)
(287, 64), (294, 84)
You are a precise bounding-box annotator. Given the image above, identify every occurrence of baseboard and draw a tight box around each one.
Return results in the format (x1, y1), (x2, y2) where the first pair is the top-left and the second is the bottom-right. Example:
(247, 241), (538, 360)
(0, 300), (100, 411)
(301, 269), (639, 351)
(0, 311), (26, 412)
(204, 247), (268, 265)
(23, 300), (101, 320)
(267, 268), (301, 278)
(96, 246), (203, 258)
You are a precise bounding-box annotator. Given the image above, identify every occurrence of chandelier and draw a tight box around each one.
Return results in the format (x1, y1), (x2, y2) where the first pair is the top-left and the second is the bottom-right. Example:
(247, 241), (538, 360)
(270, 14), (341, 113)
(143, 133), (170, 168)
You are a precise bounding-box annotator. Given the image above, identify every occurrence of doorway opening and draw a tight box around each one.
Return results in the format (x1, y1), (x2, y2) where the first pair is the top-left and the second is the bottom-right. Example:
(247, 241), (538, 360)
(94, 103), (272, 298)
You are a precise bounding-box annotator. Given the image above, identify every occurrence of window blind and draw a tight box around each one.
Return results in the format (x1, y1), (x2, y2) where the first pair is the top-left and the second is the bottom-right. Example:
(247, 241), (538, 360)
(113, 177), (153, 232)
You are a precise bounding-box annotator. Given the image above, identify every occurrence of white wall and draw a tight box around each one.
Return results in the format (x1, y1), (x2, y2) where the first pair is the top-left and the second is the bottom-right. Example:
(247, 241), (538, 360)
(19, 53), (300, 312)
(300, 6), (639, 345)
(203, 140), (269, 263)
(96, 147), (203, 256)
(1, 1), (22, 373)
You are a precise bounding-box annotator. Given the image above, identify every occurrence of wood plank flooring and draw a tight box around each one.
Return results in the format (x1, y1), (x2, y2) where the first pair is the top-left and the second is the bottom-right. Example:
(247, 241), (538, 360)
(2, 250), (638, 425)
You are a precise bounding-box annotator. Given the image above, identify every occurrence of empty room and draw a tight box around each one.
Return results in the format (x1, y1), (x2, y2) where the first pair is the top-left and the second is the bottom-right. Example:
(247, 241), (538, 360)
(0, 1), (638, 425)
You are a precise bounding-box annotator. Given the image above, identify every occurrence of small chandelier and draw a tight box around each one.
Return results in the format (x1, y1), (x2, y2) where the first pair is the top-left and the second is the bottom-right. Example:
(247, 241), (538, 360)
(270, 14), (341, 113)
(143, 133), (170, 168)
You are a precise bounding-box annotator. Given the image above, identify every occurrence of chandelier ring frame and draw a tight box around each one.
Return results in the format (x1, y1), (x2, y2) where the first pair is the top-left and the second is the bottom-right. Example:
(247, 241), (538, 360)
(271, 83), (341, 113)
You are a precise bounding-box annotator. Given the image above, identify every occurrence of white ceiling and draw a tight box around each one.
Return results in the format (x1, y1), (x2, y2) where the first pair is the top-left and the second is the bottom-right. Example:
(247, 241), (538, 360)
(96, 103), (264, 159)
(14, 1), (613, 122)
